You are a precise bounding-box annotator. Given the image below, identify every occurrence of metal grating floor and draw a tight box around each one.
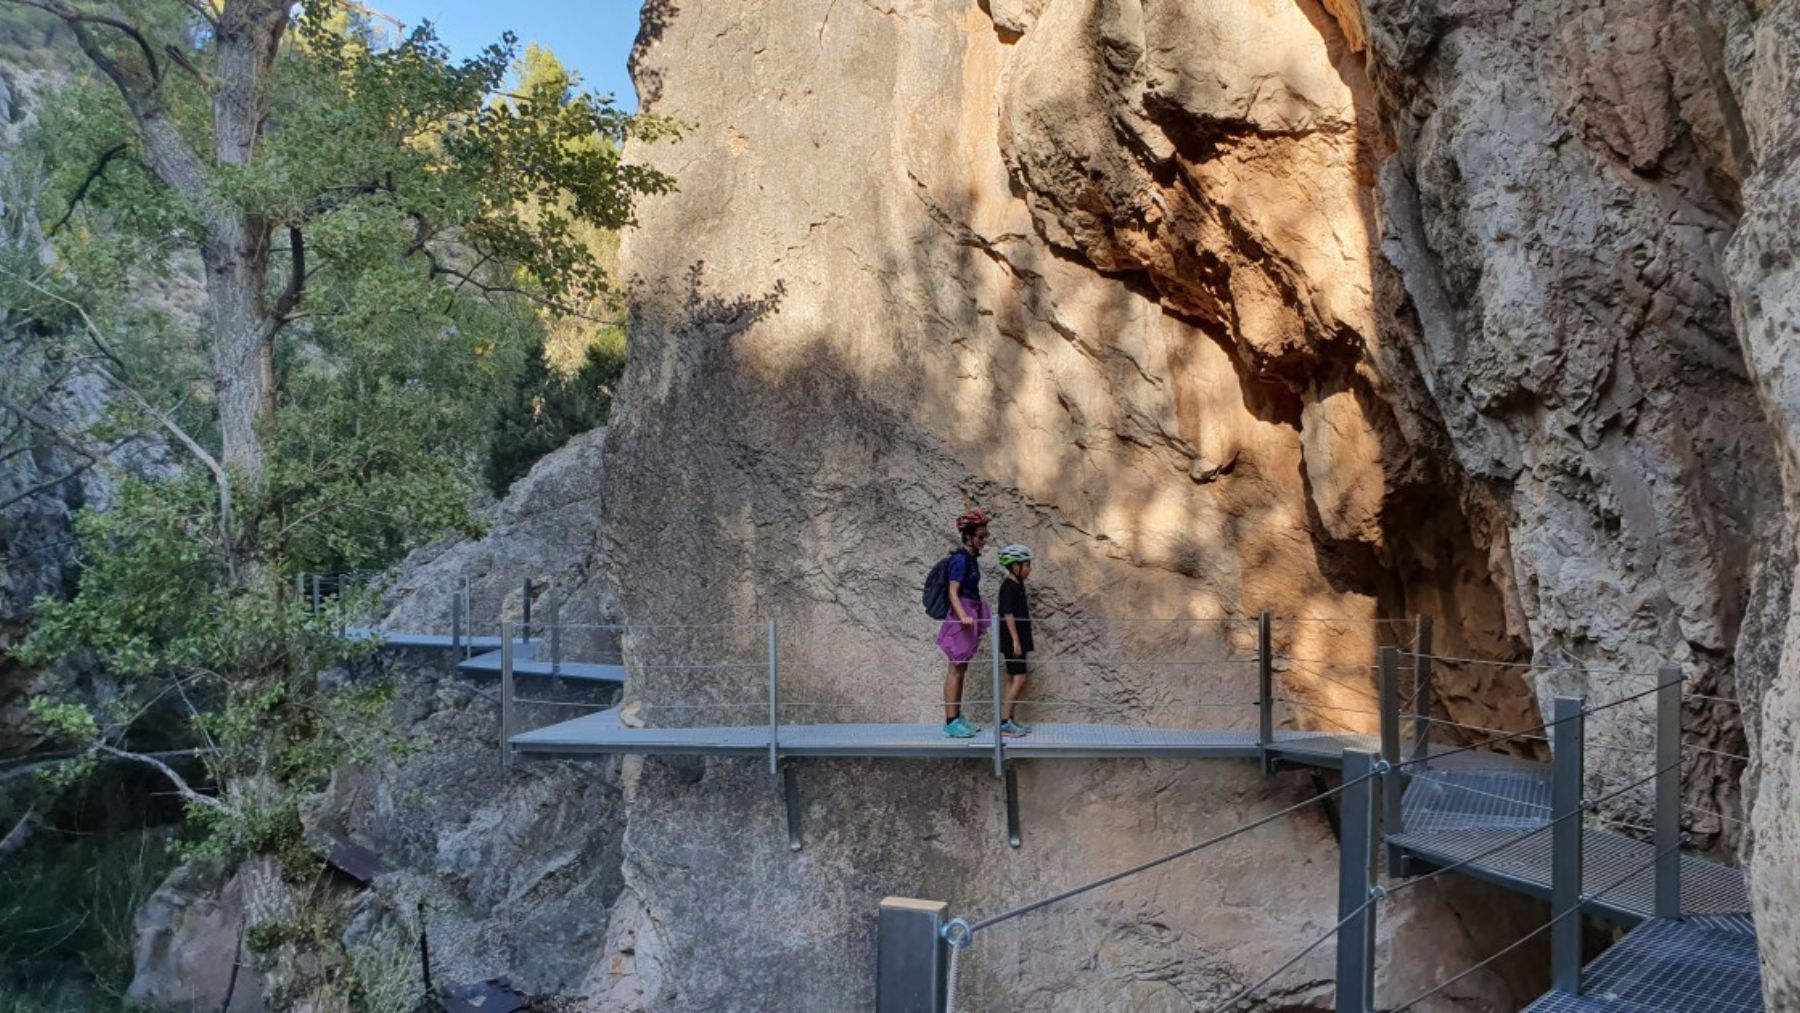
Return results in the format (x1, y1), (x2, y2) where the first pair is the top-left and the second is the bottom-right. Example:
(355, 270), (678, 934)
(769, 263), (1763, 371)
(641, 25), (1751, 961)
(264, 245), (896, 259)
(346, 628), (517, 651)
(509, 710), (1373, 764)
(1523, 916), (1763, 1012)
(1391, 764), (1751, 923)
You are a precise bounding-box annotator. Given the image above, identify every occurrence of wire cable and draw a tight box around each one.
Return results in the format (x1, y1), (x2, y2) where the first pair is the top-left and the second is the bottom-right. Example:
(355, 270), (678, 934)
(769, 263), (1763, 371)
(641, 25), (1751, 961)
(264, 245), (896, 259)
(966, 771), (1379, 935)
(1211, 892), (1381, 1011)
(1387, 841), (1682, 1012)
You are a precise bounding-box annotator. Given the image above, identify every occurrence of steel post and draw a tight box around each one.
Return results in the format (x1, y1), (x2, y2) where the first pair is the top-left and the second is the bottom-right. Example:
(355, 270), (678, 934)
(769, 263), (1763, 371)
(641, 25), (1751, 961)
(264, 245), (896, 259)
(877, 898), (949, 1013)
(453, 586), (468, 658)
(1411, 616), (1434, 765)
(1655, 667), (1683, 919)
(1379, 647), (1404, 877)
(549, 596), (563, 677)
(311, 573), (321, 616)
(1258, 610), (1274, 774)
(499, 621), (516, 772)
(1337, 750), (1378, 1013)
(768, 619), (780, 777)
(991, 614), (1005, 778)
(1005, 766), (1022, 849)
(521, 579), (533, 643)
(1551, 695), (1586, 993)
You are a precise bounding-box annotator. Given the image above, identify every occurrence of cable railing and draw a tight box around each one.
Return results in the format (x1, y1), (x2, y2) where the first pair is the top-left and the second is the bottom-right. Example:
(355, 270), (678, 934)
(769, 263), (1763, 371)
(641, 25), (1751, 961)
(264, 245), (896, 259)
(881, 659), (1728, 1012)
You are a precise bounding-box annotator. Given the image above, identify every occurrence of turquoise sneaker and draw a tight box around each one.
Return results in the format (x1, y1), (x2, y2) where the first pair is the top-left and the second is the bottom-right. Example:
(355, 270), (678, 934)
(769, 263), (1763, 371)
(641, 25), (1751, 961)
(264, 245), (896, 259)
(1001, 719), (1031, 737)
(944, 716), (979, 738)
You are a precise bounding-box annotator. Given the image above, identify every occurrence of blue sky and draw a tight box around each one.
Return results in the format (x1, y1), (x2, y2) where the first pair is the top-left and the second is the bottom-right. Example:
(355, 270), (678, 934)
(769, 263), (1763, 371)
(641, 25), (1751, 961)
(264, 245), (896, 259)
(372, 1), (647, 110)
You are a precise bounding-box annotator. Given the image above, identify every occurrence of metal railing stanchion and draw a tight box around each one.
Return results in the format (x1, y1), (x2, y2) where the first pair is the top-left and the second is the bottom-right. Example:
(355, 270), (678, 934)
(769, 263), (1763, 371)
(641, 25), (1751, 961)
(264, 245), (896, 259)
(768, 619), (780, 777)
(1411, 616), (1434, 765)
(500, 620), (516, 772)
(1655, 667), (1682, 918)
(1337, 750), (1379, 1013)
(549, 596), (563, 676)
(1258, 610), (1274, 773)
(310, 572), (322, 616)
(991, 616), (1004, 778)
(1379, 646), (1404, 877)
(520, 579), (533, 644)
(1550, 695), (1585, 993)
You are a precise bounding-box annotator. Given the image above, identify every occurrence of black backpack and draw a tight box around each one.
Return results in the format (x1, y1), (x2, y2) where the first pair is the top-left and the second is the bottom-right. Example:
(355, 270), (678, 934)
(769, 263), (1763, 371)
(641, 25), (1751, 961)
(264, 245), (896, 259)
(922, 549), (971, 620)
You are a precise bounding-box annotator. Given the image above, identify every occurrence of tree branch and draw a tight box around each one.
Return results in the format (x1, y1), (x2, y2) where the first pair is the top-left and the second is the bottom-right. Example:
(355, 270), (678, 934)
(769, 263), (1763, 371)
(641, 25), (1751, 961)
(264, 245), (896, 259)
(6, 0), (161, 85)
(94, 744), (229, 814)
(0, 804), (36, 860)
(48, 141), (130, 236)
(0, 459), (97, 513)
(271, 225), (305, 322)
(423, 248), (600, 321)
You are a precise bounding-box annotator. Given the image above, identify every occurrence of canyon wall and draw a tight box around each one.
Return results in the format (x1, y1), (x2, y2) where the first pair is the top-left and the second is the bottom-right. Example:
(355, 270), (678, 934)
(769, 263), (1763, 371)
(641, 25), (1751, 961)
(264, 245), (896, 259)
(597, 1), (1548, 1009)
(1708, 0), (1800, 1002)
(597, 0), (1792, 1008)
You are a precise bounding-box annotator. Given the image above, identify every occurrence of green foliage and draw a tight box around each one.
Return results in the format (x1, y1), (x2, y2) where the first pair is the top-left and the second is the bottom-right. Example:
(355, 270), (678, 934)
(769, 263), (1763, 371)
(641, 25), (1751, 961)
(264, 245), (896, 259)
(486, 327), (626, 495)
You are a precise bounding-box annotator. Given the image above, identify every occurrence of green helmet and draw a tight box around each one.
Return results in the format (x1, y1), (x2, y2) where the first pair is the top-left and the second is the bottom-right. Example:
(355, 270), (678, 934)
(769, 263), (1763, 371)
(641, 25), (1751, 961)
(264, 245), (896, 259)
(998, 544), (1033, 567)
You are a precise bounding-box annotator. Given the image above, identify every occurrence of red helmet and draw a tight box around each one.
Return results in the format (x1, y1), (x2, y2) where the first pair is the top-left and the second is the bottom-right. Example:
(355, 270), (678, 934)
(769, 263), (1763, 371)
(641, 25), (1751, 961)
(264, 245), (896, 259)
(956, 508), (992, 534)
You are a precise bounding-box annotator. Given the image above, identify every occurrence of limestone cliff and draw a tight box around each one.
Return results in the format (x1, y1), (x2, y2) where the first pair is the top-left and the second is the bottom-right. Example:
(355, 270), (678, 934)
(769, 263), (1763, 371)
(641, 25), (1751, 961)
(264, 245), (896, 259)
(594, 0), (1793, 1008)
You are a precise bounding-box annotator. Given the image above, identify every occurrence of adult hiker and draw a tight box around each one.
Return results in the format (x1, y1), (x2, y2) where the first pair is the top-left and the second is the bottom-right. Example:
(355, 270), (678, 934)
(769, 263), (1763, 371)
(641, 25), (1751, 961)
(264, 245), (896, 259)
(933, 508), (991, 738)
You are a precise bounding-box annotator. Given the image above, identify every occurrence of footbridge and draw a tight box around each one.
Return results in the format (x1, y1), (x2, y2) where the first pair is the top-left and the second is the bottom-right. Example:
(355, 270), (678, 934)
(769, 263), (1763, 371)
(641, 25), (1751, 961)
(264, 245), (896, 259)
(305, 573), (1763, 1012)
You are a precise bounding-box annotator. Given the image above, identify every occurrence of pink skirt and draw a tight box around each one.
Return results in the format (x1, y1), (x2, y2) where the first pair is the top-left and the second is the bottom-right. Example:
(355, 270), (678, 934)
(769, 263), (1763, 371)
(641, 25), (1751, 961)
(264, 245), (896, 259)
(936, 597), (991, 664)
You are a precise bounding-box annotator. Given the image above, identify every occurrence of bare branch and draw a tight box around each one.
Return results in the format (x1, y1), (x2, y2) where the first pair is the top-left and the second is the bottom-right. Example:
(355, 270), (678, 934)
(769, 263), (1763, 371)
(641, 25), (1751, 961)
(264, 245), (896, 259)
(424, 248), (600, 321)
(178, 0), (218, 29)
(94, 744), (230, 814)
(5, 0), (161, 85)
(0, 804), (36, 859)
(162, 43), (219, 90)
(325, 0), (405, 30)
(0, 270), (231, 530)
(48, 141), (130, 236)
(0, 459), (96, 513)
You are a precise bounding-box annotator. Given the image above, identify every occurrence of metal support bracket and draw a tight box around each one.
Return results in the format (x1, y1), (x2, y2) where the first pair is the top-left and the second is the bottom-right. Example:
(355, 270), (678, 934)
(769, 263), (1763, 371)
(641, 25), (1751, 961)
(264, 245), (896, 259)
(1654, 667), (1682, 919)
(1004, 765), (1022, 849)
(1337, 750), (1378, 1013)
(782, 761), (802, 852)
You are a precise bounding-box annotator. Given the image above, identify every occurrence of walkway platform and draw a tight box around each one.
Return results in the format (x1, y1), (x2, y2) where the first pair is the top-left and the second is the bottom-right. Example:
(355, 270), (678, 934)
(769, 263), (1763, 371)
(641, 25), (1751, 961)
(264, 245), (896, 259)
(1524, 915), (1763, 1013)
(509, 708), (1372, 765)
(1390, 761), (1751, 925)
(455, 650), (625, 686)
(343, 627), (516, 652)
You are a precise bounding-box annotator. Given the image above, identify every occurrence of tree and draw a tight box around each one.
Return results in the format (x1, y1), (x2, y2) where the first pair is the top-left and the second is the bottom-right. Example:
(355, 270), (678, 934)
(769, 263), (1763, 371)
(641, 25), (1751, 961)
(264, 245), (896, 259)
(0, 4), (674, 991)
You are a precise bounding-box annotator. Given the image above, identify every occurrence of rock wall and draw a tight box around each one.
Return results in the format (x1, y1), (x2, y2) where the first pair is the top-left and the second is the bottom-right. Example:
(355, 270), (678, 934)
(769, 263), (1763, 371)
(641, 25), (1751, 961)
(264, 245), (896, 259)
(598, 1), (1548, 1009)
(1708, 0), (1800, 1002)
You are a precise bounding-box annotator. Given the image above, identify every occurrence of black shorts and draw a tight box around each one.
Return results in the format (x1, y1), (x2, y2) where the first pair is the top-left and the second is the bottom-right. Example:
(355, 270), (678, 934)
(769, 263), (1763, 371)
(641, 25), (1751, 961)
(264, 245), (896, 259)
(1003, 653), (1029, 676)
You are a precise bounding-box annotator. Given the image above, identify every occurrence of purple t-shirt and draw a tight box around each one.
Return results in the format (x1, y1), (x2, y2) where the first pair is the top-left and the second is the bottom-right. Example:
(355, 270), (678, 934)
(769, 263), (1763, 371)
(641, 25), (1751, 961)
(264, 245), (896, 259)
(946, 549), (980, 600)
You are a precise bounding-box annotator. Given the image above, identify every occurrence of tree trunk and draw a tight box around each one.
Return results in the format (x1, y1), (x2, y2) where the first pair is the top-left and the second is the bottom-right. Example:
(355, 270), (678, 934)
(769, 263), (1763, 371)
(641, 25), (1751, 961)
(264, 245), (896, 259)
(203, 0), (292, 486)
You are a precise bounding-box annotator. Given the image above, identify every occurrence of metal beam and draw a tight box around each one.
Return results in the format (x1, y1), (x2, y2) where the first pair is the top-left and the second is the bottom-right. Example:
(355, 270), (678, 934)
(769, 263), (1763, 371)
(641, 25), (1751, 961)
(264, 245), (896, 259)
(991, 620), (1005, 778)
(1551, 695), (1586, 994)
(1337, 750), (1378, 1013)
(1655, 667), (1682, 919)
(877, 898), (948, 1013)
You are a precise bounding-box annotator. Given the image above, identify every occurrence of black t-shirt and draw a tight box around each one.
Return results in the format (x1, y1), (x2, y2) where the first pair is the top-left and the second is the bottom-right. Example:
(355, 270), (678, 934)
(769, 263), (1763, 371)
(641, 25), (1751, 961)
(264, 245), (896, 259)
(997, 577), (1032, 656)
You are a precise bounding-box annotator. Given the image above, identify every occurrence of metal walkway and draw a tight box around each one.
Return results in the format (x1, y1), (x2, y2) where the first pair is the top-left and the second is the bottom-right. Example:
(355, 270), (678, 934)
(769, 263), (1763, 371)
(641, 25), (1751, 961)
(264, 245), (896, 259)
(510, 707), (1370, 764)
(316, 581), (1763, 1012)
(1523, 915), (1763, 1013)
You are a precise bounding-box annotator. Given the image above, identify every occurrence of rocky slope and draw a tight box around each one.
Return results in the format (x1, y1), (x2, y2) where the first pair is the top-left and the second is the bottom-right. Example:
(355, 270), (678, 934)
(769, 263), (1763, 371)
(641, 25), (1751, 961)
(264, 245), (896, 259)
(592, 0), (1793, 1008)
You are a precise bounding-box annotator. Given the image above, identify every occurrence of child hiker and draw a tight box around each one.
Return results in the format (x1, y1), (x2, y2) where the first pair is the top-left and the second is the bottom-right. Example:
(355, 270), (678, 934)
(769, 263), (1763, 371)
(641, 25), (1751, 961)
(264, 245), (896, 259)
(937, 508), (992, 738)
(996, 544), (1033, 737)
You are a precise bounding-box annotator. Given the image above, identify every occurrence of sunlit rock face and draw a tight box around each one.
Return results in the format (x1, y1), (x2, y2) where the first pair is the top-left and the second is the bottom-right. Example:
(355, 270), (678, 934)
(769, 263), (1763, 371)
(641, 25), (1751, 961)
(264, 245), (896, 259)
(597, 1), (1536, 1008)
